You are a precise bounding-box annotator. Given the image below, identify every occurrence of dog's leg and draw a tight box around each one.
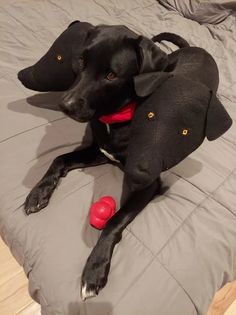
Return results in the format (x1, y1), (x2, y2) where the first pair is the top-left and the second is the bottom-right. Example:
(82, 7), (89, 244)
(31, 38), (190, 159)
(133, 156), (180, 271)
(25, 143), (108, 214)
(80, 178), (161, 300)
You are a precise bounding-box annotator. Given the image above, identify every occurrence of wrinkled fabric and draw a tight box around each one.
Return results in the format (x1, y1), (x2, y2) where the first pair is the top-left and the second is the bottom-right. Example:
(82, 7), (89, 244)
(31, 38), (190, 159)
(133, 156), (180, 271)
(158, 0), (236, 24)
(0, 1), (236, 315)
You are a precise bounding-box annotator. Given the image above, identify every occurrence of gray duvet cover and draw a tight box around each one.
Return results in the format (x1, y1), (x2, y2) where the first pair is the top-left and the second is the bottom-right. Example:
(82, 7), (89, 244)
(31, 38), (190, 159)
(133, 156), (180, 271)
(0, 1), (236, 314)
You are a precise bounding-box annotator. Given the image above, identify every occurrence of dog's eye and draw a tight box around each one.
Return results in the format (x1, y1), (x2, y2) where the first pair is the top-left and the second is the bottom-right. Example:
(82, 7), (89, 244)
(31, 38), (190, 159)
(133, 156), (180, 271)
(78, 57), (85, 71)
(106, 71), (117, 81)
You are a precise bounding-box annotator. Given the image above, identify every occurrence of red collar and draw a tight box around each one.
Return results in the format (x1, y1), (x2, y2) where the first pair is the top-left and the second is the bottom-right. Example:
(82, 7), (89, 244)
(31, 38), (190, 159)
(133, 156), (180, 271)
(99, 100), (136, 124)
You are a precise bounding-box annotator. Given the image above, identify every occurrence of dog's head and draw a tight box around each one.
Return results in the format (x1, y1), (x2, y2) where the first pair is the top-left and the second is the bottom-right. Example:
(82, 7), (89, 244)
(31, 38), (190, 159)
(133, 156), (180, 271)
(59, 24), (169, 122)
(18, 21), (168, 122)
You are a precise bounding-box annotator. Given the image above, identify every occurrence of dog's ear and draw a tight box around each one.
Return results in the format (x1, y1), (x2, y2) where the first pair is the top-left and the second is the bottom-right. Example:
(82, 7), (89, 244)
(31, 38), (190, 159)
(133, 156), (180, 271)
(68, 20), (80, 28)
(133, 72), (173, 97)
(137, 36), (168, 73)
(206, 92), (232, 141)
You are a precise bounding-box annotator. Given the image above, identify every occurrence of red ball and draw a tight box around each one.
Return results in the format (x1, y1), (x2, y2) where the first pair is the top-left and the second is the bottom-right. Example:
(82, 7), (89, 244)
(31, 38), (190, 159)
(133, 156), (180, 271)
(89, 196), (116, 230)
(91, 201), (112, 220)
(89, 214), (106, 230)
(99, 196), (116, 210)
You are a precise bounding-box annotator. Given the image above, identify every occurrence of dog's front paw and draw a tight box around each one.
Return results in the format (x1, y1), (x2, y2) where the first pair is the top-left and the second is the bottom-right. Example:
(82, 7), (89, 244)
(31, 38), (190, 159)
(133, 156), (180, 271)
(81, 248), (111, 301)
(24, 178), (56, 215)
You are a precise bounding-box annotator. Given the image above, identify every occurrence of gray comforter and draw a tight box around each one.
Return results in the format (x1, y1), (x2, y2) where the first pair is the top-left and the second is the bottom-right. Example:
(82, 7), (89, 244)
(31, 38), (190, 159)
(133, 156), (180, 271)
(0, 1), (236, 314)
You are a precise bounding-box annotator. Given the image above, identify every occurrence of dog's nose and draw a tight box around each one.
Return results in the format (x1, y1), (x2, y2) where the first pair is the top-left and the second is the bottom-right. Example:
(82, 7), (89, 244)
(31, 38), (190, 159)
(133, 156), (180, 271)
(61, 92), (75, 109)
(60, 94), (94, 122)
(61, 97), (74, 109)
(61, 92), (85, 108)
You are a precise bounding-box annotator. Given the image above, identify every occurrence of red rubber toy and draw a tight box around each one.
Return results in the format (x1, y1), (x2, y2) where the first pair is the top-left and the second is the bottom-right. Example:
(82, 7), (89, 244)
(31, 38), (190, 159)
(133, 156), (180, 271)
(89, 196), (116, 230)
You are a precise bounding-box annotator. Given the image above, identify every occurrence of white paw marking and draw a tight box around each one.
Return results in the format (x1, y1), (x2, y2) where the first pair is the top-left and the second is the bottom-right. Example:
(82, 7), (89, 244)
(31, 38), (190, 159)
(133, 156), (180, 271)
(81, 282), (97, 301)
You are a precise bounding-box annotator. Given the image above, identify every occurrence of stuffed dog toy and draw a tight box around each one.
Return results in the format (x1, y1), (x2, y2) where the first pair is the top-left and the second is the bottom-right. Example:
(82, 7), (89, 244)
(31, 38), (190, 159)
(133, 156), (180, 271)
(18, 21), (232, 300)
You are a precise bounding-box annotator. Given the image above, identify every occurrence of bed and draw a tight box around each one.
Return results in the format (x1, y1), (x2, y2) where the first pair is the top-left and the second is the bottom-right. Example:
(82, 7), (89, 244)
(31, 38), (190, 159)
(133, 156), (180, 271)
(0, 0), (236, 314)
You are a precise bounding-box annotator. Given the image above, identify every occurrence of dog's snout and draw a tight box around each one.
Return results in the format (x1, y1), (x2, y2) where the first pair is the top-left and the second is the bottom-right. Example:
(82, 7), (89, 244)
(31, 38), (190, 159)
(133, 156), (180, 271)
(60, 92), (95, 122)
(61, 92), (86, 109)
(61, 96), (74, 109)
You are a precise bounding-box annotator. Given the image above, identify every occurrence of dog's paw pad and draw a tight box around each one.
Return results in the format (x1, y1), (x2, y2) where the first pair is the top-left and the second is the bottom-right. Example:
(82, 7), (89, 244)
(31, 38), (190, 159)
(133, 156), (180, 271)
(24, 200), (48, 215)
(25, 206), (37, 215)
(80, 282), (99, 301)
(24, 183), (54, 215)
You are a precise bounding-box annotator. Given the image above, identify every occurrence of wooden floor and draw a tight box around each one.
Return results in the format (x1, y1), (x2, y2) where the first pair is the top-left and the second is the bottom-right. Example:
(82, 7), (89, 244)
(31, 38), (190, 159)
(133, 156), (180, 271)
(0, 238), (236, 315)
(0, 238), (40, 315)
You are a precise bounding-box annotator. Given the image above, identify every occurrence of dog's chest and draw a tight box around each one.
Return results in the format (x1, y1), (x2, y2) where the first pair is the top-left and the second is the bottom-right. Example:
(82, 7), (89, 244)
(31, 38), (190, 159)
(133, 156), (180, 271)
(91, 120), (131, 164)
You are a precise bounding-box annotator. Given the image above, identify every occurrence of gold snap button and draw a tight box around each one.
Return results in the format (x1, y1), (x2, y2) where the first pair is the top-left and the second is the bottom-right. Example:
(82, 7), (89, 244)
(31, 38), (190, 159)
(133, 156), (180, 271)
(56, 54), (63, 62)
(182, 129), (189, 136)
(147, 111), (155, 120)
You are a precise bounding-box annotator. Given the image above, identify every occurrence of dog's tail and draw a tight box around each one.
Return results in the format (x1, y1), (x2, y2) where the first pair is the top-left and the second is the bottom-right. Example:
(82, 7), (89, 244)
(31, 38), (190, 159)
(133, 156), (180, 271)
(152, 32), (190, 48)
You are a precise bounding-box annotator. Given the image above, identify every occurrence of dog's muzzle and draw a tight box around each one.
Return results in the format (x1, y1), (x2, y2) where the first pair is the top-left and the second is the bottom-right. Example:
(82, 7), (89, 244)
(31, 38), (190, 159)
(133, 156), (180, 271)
(60, 94), (95, 122)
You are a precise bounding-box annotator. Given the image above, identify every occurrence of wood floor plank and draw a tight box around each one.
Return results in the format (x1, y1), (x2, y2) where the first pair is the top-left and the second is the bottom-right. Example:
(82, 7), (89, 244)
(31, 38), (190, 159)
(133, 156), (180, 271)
(0, 246), (22, 287)
(0, 238), (35, 315)
(207, 282), (236, 315)
(0, 238), (7, 251)
(224, 300), (236, 315)
(0, 271), (33, 315)
(16, 302), (41, 315)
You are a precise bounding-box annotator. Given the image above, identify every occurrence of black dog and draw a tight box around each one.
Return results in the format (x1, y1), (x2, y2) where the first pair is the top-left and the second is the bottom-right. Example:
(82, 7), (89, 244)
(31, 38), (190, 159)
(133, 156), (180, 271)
(18, 22), (232, 300)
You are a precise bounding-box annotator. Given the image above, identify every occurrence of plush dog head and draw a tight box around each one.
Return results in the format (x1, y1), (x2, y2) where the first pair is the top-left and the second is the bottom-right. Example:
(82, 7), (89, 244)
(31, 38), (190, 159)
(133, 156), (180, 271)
(133, 72), (232, 142)
(18, 21), (168, 121)
(17, 21), (93, 92)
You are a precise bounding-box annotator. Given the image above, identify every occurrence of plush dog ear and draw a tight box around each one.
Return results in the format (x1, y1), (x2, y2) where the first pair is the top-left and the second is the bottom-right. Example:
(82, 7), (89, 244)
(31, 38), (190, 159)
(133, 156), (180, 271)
(206, 93), (232, 141)
(133, 72), (173, 97)
(68, 20), (80, 28)
(137, 37), (168, 73)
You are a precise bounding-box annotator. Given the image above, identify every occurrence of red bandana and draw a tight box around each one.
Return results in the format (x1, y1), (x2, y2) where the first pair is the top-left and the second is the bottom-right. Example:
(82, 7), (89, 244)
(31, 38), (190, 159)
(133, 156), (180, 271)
(99, 100), (136, 124)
